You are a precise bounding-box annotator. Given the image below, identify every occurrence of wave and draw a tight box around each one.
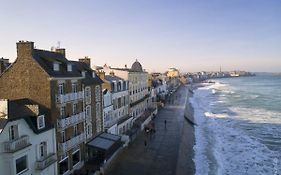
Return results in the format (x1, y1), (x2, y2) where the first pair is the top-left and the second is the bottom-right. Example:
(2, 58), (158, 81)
(190, 85), (280, 175)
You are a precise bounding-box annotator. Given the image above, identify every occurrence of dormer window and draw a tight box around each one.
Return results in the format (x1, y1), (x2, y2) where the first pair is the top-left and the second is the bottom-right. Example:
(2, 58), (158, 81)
(53, 62), (60, 71)
(92, 72), (96, 78)
(37, 115), (45, 129)
(67, 64), (72, 72)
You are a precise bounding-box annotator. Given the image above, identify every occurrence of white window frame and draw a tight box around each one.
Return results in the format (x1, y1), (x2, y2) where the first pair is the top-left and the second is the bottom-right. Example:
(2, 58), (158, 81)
(59, 83), (64, 95)
(72, 103), (78, 115)
(95, 85), (101, 102)
(60, 106), (66, 118)
(86, 105), (91, 119)
(39, 141), (47, 159)
(37, 115), (45, 129)
(85, 87), (91, 104)
(72, 83), (77, 93)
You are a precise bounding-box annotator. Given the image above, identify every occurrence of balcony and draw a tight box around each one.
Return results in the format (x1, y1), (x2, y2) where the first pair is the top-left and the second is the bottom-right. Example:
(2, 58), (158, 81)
(56, 91), (84, 104)
(58, 133), (85, 153)
(3, 135), (31, 153)
(36, 153), (57, 170)
(57, 112), (85, 129)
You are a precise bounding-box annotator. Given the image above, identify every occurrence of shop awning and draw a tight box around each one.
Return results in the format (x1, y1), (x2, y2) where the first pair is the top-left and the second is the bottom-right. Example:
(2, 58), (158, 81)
(87, 132), (121, 151)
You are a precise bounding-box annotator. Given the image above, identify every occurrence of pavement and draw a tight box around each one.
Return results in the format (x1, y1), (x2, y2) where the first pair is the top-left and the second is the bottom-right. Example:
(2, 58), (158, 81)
(105, 85), (195, 175)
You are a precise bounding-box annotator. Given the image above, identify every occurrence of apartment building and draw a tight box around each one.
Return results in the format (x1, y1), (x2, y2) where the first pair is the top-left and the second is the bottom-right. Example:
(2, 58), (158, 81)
(98, 71), (130, 135)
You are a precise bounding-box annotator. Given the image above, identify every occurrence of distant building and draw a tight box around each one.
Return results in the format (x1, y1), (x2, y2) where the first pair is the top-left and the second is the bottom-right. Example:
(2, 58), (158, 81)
(100, 60), (150, 126)
(166, 68), (180, 78)
(0, 99), (57, 175)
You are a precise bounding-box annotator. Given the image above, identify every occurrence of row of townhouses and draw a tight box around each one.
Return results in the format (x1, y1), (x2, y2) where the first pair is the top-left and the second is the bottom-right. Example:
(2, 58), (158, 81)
(0, 41), (174, 175)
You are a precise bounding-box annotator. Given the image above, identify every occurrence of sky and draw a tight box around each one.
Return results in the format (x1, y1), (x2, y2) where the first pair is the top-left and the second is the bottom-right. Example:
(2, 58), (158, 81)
(0, 0), (280, 73)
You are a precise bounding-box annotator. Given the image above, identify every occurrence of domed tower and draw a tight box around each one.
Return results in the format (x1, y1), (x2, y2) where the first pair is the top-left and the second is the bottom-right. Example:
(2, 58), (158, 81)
(131, 59), (143, 72)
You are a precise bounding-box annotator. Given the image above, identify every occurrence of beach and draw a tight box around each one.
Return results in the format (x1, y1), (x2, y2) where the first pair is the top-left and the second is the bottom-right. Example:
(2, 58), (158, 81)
(105, 85), (196, 175)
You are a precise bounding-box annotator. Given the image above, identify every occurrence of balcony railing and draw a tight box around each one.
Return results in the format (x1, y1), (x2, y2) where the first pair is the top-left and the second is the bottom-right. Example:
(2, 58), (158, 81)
(58, 133), (85, 153)
(36, 153), (57, 170)
(57, 112), (85, 129)
(56, 91), (84, 104)
(3, 135), (31, 153)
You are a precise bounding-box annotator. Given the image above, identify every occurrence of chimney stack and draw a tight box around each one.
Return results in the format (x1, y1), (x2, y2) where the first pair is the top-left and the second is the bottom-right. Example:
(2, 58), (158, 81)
(97, 71), (105, 80)
(55, 48), (66, 57)
(79, 57), (91, 67)
(16, 41), (34, 58)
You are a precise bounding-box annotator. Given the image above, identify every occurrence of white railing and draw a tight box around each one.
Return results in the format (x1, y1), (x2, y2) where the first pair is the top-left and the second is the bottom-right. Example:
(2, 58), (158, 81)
(58, 133), (85, 153)
(36, 153), (57, 170)
(57, 112), (85, 129)
(3, 135), (30, 152)
(56, 91), (84, 104)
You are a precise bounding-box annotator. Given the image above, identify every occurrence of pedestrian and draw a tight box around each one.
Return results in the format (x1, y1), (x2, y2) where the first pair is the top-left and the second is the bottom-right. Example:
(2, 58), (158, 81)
(164, 120), (167, 129)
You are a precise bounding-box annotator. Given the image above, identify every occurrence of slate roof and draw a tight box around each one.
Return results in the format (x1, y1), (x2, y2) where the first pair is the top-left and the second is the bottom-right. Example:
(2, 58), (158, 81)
(33, 49), (81, 77)
(71, 61), (103, 85)
(0, 99), (53, 134)
(105, 75), (124, 82)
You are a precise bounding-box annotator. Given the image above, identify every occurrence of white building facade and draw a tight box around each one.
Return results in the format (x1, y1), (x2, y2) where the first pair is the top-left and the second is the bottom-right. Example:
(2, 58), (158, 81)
(0, 99), (57, 175)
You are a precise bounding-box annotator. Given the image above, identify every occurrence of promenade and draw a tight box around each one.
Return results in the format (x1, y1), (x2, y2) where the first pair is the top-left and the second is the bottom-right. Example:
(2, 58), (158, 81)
(106, 85), (195, 175)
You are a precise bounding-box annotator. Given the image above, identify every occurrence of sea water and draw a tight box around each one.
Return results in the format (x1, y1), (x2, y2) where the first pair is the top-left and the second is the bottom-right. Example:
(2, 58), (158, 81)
(190, 74), (281, 175)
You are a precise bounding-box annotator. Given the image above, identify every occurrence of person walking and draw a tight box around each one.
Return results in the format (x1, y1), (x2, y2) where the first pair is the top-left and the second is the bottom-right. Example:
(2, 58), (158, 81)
(164, 120), (167, 129)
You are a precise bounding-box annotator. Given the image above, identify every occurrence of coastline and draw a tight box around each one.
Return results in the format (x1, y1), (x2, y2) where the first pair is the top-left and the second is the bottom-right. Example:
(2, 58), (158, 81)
(176, 85), (196, 175)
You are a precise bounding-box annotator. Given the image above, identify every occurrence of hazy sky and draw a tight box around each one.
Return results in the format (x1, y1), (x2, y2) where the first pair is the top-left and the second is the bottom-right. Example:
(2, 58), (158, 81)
(0, 0), (280, 72)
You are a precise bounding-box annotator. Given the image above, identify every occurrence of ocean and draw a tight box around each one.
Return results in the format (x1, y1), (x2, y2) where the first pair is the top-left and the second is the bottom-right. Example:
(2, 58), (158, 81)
(190, 74), (281, 175)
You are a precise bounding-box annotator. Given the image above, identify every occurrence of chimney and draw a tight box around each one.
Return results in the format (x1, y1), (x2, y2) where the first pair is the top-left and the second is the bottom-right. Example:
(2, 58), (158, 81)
(79, 57), (91, 67)
(0, 99), (8, 119)
(109, 71), (115, 76)
(0, 61), (5, 74)
(55, 48), (66, 57)
(16, 41), (34, 58)
(97, 71), (105, 80)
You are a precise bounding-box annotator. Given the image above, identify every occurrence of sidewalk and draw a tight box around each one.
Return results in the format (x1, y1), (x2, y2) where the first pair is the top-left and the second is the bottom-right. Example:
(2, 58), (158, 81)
(105, 85), (195, 175)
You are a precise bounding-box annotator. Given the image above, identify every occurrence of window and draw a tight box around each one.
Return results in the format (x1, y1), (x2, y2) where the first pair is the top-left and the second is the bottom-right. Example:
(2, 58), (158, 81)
(73, 103), (78, 115)
(85, 87), (91, 104)
(111, 83), (115, 92)
(37, 115), (45, 129)
(16, 155), (28, 174)
(72, 150), (80, 167)
(95, 86), (101, 102)
(61, 131), (65, 142)
(60, 106), (66, 118)
(9, 125), (18, 140)
(86, 105), (91, 118)
(72, 83), (77, 93)
(123, 81), (126, 90)
(87, 125), (91, 135)
(39, 142), (47, 159)
(74, 124), (78, 136)
(59, 158), (68, 174)
(59, 83), (64, 94)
